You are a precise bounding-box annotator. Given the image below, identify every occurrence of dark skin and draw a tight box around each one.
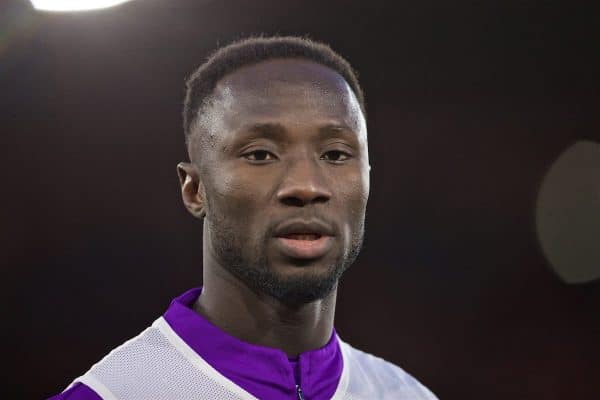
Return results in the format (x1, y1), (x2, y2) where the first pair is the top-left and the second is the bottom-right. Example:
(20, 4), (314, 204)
(177, 59), (370, 357)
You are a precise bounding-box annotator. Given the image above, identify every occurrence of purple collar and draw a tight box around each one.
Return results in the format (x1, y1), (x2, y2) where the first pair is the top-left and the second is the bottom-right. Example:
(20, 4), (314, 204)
(163, 288), (344, 400)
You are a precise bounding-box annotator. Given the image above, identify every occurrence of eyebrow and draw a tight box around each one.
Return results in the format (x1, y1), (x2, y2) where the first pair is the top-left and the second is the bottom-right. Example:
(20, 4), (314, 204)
(318, 122), (358, 137)
(235, 121), (358, 142)
(240, 122), (288, 140)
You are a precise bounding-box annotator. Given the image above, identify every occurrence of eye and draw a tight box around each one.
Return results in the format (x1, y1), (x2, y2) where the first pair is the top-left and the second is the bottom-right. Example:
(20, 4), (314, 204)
(243, 150), (277, 162)
(321, 150), (351, 163)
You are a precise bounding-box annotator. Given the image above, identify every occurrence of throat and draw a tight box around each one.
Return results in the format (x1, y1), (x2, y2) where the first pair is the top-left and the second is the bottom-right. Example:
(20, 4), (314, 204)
(196, 262), (339, 356)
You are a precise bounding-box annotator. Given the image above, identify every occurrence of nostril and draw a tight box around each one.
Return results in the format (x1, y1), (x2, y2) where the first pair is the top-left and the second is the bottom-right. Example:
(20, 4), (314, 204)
(280, 197), (305, 207)
(313, 195), (329, 204)
(280, 195), (329, 207)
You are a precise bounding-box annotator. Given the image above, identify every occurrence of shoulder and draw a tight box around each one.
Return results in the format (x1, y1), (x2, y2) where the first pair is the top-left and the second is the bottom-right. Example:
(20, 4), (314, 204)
(52, 318), (254, 400)
(50, 323), (165, 400)
(47, 382), (101, 400)
(338, 339), (439, 400)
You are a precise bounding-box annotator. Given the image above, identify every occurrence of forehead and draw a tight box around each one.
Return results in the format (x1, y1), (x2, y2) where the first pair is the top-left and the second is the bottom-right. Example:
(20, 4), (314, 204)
(200, 59), (365, 136)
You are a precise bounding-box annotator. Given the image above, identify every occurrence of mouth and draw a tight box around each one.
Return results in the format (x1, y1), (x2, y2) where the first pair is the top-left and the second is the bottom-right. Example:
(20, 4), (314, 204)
(275, 235), (334, 259)
(273, 220), (336, 260)
(279, 233), (323, 240)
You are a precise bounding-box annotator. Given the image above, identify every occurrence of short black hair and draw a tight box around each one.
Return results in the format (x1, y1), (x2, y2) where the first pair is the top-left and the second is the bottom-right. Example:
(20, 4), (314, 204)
(183, 36), (365, 144)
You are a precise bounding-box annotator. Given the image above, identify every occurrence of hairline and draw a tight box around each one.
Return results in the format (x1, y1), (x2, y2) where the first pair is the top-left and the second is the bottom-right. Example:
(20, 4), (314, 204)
(187, 57), (365, 156)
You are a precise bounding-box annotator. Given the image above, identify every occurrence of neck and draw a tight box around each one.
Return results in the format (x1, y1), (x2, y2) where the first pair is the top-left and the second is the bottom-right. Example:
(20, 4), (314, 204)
(194, 243), (337, 358)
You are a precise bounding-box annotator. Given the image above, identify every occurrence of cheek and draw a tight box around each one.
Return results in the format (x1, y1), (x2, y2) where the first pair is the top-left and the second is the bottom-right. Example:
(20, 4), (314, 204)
(337, 165), (369, 210)
(210, 175), (250, 217)
(335, 167), (369, 237)
(204, 164), (272, 226)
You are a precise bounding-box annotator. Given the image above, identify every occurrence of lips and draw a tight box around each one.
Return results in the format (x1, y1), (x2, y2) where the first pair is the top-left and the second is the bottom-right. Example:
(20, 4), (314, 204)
(280, 233), (321, 240)
(273, 219), (335, 259)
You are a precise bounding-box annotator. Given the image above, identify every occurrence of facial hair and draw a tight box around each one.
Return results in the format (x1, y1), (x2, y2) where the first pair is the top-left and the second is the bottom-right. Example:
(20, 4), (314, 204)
(205, 201), (365, 306)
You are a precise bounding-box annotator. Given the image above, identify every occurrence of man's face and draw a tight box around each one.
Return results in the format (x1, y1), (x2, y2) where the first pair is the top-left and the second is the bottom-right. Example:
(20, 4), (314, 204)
(185, 59), (370, 305)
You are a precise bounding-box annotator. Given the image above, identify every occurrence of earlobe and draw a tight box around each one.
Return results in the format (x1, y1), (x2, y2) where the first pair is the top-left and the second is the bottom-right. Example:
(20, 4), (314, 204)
(177, 162), (206, 219)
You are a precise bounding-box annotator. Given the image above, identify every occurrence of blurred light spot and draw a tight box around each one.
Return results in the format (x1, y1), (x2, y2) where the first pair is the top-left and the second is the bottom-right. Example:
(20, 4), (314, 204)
(30, 0), (134, 12)
(536, 140), (600, 284)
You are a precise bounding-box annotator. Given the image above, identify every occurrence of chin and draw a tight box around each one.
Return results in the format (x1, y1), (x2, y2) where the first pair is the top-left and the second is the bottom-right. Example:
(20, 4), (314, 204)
(270, 277), (338, 305)
(260, 261), (343, 305)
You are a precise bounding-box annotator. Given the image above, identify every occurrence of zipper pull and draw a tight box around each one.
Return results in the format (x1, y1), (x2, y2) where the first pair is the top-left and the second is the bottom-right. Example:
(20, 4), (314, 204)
(296, 384), (306, 400)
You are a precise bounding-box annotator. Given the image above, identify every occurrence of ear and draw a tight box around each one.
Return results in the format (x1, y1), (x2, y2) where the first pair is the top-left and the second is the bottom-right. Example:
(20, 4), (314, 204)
(177, 162), (206, 219)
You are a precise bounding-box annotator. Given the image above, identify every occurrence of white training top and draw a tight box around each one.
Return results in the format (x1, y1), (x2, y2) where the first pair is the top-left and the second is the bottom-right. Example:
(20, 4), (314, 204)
(69, 317), (438, 400)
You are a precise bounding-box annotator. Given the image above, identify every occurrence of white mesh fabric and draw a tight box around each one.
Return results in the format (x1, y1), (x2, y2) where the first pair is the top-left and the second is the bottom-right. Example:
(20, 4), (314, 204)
(338, 340), (439, 400)
(70, 317), (437, 400)
(74, 318), (257, 400)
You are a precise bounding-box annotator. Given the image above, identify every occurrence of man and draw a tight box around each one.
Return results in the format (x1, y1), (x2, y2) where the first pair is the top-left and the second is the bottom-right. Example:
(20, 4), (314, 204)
(51, 36), (438, 400)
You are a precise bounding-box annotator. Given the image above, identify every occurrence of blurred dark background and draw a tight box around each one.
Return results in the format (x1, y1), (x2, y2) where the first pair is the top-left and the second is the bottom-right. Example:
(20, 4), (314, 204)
(2, 1), (599, 398)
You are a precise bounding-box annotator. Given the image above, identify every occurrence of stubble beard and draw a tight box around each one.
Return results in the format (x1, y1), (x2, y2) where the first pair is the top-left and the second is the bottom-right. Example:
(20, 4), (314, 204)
(206, 209), (365, 307)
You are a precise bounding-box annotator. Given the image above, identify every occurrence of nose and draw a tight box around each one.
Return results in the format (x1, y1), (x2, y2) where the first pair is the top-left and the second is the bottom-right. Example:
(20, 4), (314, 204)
(276, 157), (332, 207)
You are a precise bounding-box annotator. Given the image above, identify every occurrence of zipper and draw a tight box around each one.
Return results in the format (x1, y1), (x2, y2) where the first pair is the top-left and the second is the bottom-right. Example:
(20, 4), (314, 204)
(296, 384), (306, 400)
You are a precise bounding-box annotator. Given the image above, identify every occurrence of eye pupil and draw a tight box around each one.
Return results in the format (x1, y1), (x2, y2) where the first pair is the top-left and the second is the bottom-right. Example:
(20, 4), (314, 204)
(245, 150), (274, 162)
(324, 150), (347, 162)
(254, 150), (268, 160)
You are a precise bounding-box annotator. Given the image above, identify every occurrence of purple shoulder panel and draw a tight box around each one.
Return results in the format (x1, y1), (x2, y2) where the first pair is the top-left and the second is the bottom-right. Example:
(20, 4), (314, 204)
(47, 382), (102, 400)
